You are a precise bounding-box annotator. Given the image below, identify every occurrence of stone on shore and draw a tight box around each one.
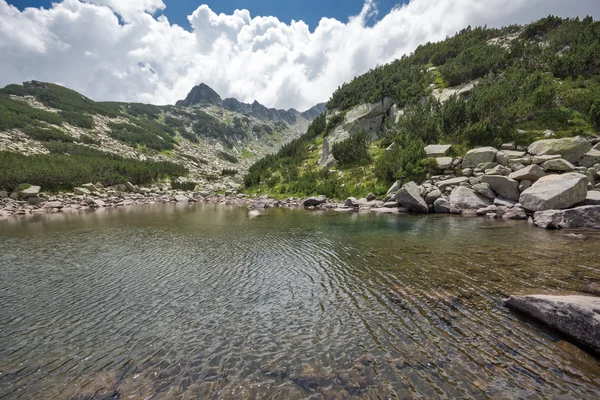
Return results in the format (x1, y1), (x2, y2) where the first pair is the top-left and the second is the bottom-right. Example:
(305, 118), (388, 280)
(344, 197), (359, 208)
(472, 183), (496, 199)
(449, 186), (490, 210)
(395, 181), (428, 213)
(425, 189), (442, 204)
(481, 175), (520, 201)
(424, 144), (452, 157)
(74, 187), (91, 196)
(527, 137), (592, 163)
(44, 201), (63, 209)
(505, 294), (600, 351)
(433, 198), (453, 213)
(81, 183), (99, 192)
(533, 205), (600, 229)
(436, 177), (469, 191)
(175, 194), (189, 202)
(579, 191), (600, 206)
(383, 201), (400, 208)
(303, 196), (327, 207)
(386, 181), (401, 196)
(435, 157), (453, 170)
(18, 184), (41, 198)
(508, 164), (546, 181)
(125, 181), (137, 192)
(462, 147), (498, 168)
(519, 173), (587, 211)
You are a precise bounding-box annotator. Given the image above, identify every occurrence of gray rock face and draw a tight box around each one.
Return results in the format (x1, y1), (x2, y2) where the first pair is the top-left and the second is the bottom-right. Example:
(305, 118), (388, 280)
(481, 175), (520, 201)
(424, 144), (452, 157)
(580, 191), (600, 206)
(449, 186), (490, 210)
(303, 196), (327, 207)
(386, 180), (401, 196)
(44, 201), (64, 209)
(508, 164), (546, 181)
(579, 149), (600, 168)
(462, 147), (498, 168)
(396, 182), (428, 213)
(19, 185), (41, 198)
(527, 137), (592, 163)
(125, 182), (137, 192)
(541, 158), (575, 172)
(534, 205), (600, 229)
(433, 198), (452, 213)
(505, 294), (600, 351)
(82, 183), (99, 192)
(383, 201), (400, 208)
(520, 173), (588, 211)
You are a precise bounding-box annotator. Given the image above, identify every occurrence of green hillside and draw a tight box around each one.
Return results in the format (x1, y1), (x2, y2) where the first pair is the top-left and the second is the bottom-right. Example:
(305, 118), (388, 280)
(243, 16), (600, 199)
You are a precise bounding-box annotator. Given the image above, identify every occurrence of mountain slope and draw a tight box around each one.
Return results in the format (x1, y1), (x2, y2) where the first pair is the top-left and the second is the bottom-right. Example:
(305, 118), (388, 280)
(0, 81), (320, 192)
(243, 16), (600, 199)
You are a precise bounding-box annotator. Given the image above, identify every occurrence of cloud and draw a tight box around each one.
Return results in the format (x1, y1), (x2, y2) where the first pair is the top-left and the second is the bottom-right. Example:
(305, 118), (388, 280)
(0, 0), (599, 110)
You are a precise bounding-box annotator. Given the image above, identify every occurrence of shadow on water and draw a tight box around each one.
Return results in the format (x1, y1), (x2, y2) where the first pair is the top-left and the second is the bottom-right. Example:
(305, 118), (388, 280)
(1, 203), (599, 398)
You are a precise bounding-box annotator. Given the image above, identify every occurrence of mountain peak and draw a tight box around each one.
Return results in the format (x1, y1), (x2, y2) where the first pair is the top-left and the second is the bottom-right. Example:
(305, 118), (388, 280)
(175, 83), (222, 107)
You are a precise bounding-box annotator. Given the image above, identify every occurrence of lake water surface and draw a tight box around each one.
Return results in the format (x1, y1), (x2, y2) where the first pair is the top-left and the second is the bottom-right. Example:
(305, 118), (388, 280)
(1, 204), (600, 399)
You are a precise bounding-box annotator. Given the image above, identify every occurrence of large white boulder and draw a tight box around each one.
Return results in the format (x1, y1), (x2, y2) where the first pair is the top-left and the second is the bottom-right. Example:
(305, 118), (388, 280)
(462, 147), (498, 168)
(18, 185), (41, 198)
(527, 137), (591, 163)
(519, 173), (588, 211)
(449, 186), (490, 210)
(505, 294), (600, 351)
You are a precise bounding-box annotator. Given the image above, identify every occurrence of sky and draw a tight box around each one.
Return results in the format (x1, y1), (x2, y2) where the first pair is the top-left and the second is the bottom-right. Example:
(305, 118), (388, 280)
(1, 0), (600, 111)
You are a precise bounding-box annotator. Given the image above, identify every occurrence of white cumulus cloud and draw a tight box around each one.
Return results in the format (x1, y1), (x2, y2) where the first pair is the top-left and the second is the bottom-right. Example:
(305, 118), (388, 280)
(0, 0), (599, 110)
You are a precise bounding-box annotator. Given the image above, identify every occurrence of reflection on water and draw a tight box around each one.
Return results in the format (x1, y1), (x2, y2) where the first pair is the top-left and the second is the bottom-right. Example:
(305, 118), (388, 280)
(1, 203), (599, 399)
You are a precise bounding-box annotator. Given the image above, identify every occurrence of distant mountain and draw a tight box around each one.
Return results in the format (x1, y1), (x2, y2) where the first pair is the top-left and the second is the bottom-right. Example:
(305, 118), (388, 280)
(176, 83), (325, 124)
(301, 103), (327, 121)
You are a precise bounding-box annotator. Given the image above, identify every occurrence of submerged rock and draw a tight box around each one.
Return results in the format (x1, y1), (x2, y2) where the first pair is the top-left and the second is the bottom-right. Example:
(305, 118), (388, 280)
(519, 173), (587, 212)
(533, 205), (600, 229)
(248, 210), (261, 218)
(505, 294), (600, 351)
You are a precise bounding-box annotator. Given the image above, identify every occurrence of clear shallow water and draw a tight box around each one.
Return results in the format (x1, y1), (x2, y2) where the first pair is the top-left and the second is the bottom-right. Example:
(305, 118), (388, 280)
(1, 204), (600, 399)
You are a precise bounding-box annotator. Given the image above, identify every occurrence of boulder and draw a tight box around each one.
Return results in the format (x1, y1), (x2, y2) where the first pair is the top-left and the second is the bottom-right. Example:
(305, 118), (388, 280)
(18, 184), (41, 198)
(93, 199), (106, 207)
(508, 164), (546, 181)
(481, 175), (520, 201)
(82, 183), (99, 192)
(505, 295), (600, 351)
(425, 189), (442, 204)
(386, 181), (401, 196)
(494, 197), (518, 207)
(541, 158), (575, 172)
(527, 137), (592, 163)
(579, 191), (600, 206)
(435, 157), (453, 170)
(519, 180), (532, 192)
(248, 210), (262, 218)
(520, 173), (587, 211)
(383, 201), (400, 208)
(124, 181), (137, 192)
(74, 187), (91, 196)
(579, 149), (600, 168)
(303, 196), (327, 207)
(344, 197), (359, 208)
(449, 186), (490, 210)
(366, 193), (377, 201)
(495, 151), (510, 166)
(502, 207), (527, 220)
(436, 177), (469, 191)
(174, 194), (189, 203)
(462, 147), (498, 168)
(433, 198), (453, 213)
(472, 183), (496, 199)
(424, 144), (452, 157)
(395, 182), (428, 213)
(44, 201), (63, 209)
(534, 205), (600, 229)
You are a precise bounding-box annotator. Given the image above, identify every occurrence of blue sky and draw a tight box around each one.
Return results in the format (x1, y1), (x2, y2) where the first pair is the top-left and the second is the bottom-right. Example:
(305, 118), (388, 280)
(8, 0), (404, 30)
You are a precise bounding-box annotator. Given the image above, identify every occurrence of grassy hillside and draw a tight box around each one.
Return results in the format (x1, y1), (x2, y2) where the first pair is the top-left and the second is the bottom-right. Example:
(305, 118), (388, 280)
(0, 82), (306, 192)
(243, 16), (600, 199)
